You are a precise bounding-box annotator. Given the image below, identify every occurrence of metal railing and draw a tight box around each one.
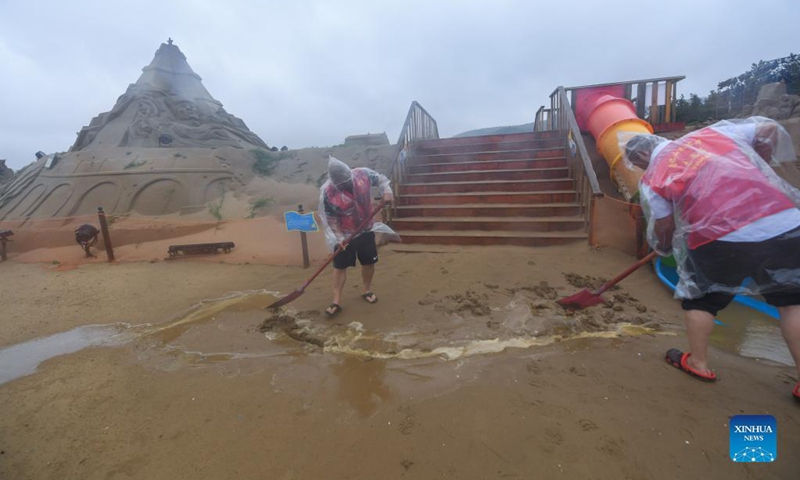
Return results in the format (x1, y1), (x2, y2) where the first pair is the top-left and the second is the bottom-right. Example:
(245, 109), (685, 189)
(385, 101), (439, 223)
(543, 87), (604, 243)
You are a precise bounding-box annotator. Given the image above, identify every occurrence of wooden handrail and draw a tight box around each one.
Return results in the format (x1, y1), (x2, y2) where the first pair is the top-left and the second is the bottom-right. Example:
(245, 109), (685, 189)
(534, 106), (555, 132)
(550, 76), (686, 127)
(549, 75), (686, 98)
(556, 87), (602, 196)
(386, 101), (439, 223)
(533, 87), (603, 242)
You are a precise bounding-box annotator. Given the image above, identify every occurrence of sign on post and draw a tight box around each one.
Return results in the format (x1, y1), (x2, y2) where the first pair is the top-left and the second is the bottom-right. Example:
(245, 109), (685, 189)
(284, 210), (319, 233)
(285, 205), (317, 268)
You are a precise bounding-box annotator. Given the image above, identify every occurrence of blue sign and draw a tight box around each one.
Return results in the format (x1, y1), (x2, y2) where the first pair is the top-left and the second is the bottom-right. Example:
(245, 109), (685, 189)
(284, 211), (319, 233)
(730, 415), (776, 462)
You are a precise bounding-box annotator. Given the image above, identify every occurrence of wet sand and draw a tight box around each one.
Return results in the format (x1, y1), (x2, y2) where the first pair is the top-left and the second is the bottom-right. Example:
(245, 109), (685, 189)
(1, 243), (798, 479)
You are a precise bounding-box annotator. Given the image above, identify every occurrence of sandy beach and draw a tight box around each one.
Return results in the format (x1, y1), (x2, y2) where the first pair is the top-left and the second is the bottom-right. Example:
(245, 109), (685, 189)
(2, 8), (799, 479)
(1, 241), (798, 480)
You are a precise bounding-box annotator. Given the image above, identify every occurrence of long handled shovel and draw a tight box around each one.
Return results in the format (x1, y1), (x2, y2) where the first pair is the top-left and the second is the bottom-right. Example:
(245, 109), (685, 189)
(266, 201), (387, 310)
(557, 251), (657, 310)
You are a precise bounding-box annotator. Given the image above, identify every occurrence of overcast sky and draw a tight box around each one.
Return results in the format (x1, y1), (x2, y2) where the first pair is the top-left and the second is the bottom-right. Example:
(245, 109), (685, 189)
(1, 0), (797, 170)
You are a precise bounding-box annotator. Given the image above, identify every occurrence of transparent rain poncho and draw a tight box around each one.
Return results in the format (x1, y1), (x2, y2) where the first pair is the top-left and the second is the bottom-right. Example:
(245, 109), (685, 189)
(318, 156), (399, 251)
(622, 117), (800, 299)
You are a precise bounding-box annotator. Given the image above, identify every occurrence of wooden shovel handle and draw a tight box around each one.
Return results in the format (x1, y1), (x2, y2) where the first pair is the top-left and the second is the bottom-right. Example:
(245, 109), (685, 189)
(595, 251), (658, 296)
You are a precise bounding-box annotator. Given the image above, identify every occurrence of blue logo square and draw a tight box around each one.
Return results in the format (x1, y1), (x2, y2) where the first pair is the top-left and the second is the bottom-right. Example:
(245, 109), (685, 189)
(730, 415), (776, 462)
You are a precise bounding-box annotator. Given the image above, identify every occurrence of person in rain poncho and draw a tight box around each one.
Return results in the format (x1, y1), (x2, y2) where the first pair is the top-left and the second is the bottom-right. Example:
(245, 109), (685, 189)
(318, 157), (394, 318)
(625, 117), (800, 399)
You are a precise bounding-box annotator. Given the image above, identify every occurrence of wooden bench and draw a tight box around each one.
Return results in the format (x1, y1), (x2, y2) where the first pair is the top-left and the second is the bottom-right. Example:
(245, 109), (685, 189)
(167, 242), (235, 258)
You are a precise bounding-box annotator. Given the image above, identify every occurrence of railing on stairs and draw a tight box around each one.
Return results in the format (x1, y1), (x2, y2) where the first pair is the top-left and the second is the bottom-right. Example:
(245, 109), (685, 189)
(385, 101), (439, 223)
(535, 86), (604, 244)
(533, 106), (555, 132)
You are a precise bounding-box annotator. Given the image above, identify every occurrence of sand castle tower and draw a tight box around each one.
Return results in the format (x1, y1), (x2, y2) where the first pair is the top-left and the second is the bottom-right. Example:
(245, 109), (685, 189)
(71, 38), (266, 151)
(0, 39), (265, 220)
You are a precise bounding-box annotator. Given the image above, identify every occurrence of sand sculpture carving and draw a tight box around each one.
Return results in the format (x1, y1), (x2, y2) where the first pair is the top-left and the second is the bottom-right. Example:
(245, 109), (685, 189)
(0, 39), (267, 220)
(71, 39), (266, 151)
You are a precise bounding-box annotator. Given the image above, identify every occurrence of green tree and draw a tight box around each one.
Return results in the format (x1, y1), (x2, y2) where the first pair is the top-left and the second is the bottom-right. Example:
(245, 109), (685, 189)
(704, 90), (720, 120)
(779, 53), (800, 95)
(675, 94), (689, 122)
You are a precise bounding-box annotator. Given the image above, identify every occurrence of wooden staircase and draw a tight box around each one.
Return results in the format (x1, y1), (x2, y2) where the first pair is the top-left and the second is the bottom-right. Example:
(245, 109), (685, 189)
(391, 131), (588, 246)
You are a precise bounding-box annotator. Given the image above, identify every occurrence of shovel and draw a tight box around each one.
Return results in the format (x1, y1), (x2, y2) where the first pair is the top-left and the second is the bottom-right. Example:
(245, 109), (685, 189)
(557, 251), (657, 310)
(266, 201), (387, 310)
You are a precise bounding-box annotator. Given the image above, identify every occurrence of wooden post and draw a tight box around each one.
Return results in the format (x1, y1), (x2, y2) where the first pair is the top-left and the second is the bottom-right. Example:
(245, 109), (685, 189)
(664, 81), (673, 125)
(97, 207), (115, 262)
(636, 83), (647, 118)
(570, 89), (577, 118)
(588, 195), (597, 247)
(0, 238), (7, 261)
(671, 81), (678, 123)
(629, 204), (648, 259)
(651, 81), (659, 125)
(298, 204), (310, 268)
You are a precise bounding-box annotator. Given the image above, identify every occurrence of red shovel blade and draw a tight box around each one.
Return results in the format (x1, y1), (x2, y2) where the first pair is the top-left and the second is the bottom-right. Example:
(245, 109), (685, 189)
(266, 288), (305, 310)
(556, 289), (605, 310)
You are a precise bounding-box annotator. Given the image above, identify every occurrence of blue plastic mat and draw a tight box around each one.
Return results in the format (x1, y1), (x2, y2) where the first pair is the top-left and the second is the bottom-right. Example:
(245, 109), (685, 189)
(654, 257), (780, 324)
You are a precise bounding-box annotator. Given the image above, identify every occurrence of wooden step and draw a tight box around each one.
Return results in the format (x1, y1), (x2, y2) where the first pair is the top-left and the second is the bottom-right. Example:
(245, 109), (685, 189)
(393, 203), (583, 218)
(392, 216), (585, 232)
(414, 147), (565, 164)
(396, 229), (588, 247)
(409, 157), (568, 174)
(415, 131), (562, 148)
(415, 138), (564, 156)
(400, 178), (575, 195)
(406, 167), (570, 183)
(397, 191), (577, 206)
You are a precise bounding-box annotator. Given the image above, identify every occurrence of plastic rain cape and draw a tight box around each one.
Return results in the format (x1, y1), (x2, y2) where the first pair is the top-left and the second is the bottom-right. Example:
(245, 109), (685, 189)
(317, 156), (400, 251)
(622, 117), (800, 299)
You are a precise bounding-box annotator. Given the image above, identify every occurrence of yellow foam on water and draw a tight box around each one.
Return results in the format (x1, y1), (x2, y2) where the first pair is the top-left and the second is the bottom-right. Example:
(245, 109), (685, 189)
(323, 323), (665, 361)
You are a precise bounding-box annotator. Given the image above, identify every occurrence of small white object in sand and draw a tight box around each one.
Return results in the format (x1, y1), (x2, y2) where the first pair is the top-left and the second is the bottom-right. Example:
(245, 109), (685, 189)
(348, 321), (364, 332)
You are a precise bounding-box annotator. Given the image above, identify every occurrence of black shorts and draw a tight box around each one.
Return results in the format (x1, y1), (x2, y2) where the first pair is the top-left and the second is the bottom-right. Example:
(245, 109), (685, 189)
(681, 226), (800, 315)
(333, 231), (378, 270)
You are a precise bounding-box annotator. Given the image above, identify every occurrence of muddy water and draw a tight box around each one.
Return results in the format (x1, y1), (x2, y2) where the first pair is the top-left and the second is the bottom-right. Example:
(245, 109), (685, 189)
(0, 290), (283, 385)
(0, 324), (136, 384)
(147, 289), (280, 344)
(712, 303), (794, 367)
(0, 289), (661, 387)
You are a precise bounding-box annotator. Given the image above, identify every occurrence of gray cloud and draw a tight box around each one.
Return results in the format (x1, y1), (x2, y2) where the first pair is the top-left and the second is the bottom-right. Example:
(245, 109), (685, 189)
(1, 0), (797, 170)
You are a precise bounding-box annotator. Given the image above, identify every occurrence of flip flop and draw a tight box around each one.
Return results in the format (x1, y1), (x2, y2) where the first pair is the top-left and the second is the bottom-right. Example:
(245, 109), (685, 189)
(361, 291), (378, 304)
(793, 382), (800, 402)
(325, 303), (342, 318)
(665, 348), (717, 382)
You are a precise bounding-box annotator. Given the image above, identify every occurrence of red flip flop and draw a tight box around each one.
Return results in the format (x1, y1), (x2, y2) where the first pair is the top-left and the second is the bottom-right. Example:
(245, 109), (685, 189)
(793, 382), (800, 401)
(665, 348), (717, 382)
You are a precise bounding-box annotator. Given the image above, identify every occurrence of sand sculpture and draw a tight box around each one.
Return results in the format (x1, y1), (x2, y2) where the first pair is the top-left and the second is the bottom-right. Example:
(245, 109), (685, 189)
(71, 39), (266, 151)
(0, 160), (13, 186)
(0, 39), (267, 220)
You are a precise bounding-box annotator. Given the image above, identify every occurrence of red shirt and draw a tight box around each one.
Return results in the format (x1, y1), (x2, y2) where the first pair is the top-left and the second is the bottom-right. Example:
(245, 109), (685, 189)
(642, 127), (794, 249)
(323, 168), (375, 235)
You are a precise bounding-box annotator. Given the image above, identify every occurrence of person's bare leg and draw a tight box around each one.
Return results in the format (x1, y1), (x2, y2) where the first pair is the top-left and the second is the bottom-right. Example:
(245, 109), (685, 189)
(361, 264), (375, 295)
(328, 268), (347, 314)
(684, 309), (716, 375)
(778, 305), (800, 379)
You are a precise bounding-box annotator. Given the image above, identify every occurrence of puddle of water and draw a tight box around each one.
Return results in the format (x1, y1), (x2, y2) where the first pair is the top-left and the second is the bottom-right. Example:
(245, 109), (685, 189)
(0, 290), (281, 385)
(147, 290), (279, 344)
(0, 286), (664, 388)
(332, 356), (391, 417)
(0, 324), (135, 385)
(712, 303), (794, 367)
